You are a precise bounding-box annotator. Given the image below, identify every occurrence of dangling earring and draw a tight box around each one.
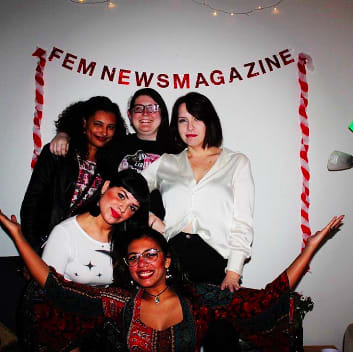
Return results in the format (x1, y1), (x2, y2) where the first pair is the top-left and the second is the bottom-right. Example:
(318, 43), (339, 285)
(166, 268), (172, 279)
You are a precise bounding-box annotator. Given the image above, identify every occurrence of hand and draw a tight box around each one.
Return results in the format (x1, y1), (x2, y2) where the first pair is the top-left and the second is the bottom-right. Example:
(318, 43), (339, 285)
(306, 215), (344, 250)
(49, 132), (70, 156)
(148, 213), (166, 234)
(221, 270), (241, 292)
(0, 210), (21, 240)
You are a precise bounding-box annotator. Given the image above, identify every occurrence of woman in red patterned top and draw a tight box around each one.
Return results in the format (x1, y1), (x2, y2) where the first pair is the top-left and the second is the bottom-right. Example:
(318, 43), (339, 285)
(0, 211), (344, 352)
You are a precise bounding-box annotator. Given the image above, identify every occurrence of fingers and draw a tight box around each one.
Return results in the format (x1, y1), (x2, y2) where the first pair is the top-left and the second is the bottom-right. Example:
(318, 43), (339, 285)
(221, 281), (240, 293)
(10, 215), (18, 223)
(221, 273), (241, 292)
(50, 134), (70, 156)
(323, 215), (344, 233)
(0, 209), (9, 223)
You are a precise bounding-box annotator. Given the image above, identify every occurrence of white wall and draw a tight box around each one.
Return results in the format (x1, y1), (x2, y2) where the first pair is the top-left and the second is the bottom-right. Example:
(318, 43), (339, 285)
(0, 0), (352, 348)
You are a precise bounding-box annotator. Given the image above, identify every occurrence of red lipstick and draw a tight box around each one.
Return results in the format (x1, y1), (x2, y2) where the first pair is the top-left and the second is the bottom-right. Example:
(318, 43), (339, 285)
(111, 208), (121, 219)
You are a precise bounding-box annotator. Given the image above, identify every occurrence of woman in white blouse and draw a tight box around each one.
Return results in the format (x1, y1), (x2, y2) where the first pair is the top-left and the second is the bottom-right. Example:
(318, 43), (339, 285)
(142, 92), (254, 351)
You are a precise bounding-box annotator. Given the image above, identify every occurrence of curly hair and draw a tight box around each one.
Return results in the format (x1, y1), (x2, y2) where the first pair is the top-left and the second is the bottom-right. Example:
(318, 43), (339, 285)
(55, 96), (127, 159)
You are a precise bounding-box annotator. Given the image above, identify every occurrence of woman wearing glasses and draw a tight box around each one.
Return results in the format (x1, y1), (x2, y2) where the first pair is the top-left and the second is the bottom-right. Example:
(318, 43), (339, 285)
(142, 92), (254, 350)
(0, 209), (344, 352)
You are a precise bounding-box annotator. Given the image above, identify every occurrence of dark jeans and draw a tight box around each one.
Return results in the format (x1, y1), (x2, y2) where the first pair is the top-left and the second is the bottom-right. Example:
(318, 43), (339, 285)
(169, 233), (240, 352)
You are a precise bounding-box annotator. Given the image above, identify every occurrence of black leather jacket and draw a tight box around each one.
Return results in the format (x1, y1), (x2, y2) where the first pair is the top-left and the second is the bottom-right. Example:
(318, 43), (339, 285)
(20, 144), (78, 253)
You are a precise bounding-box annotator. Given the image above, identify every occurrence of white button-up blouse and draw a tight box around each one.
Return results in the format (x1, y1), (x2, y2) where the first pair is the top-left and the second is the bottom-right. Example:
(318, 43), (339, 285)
(142, 148), (255, 275)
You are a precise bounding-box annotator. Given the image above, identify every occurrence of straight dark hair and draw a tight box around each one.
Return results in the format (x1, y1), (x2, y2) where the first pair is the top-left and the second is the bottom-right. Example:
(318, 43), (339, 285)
(128, 88), (177, 153)
(74, 169), (150, 274)
(170, 92), (223, 152)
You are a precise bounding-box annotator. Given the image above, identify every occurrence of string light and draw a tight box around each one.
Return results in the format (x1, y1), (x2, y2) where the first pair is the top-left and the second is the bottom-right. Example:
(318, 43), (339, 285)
(69, 0), (117, 8)
(272, 7), (279, 14)
(191, 0), (284, 16)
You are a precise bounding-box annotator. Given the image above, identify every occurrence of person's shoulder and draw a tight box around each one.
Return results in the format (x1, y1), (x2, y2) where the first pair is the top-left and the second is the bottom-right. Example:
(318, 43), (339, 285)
(50, 216), (77, 236)
(223, 148), (251, 163)
(38, 143), (53, 157)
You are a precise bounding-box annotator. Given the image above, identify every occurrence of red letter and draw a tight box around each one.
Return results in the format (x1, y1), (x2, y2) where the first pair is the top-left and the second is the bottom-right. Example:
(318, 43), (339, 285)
(157, 74), (169, 88)
(265, 55), (281, 71)
(62, 53), (77, 70)
(77, 59), (96, 76)
(195, 73), (209, 88)
(135, 72), (154, 87)
(118, 69), (131, 85)
(173, 74), (190, 89)
(258, 59), (266, 74)
(279, 49), (294, 65)
(210, 70), (225, 85)
(229, 67), (243, 83)
(101, 66), (116, 81)
(48, 47), (64, 61)
(244, 62), (259, 78)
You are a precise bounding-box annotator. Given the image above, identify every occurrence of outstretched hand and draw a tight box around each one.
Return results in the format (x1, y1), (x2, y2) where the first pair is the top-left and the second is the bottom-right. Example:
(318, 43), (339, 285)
(0, 209), (49, 287)
(307, 215), (344, 250)
(287, 215), (345, 289)
(0, 210), (21, 240)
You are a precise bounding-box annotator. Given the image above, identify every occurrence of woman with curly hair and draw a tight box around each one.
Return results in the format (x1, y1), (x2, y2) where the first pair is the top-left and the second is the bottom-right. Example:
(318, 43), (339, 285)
(20, 96), (127, 253)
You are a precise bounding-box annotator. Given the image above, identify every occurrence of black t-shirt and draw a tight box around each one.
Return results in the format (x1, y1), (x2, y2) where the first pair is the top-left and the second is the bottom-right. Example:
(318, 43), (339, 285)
(101, 134), (167, 219)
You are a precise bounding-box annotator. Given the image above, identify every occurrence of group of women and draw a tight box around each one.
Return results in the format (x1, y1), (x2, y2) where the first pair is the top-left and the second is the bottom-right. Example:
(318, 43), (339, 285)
(0, 87), (345, 352)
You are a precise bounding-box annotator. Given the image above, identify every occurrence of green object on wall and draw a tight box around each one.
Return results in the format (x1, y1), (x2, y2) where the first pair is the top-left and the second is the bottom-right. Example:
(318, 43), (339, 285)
(349, 120), (353, 132)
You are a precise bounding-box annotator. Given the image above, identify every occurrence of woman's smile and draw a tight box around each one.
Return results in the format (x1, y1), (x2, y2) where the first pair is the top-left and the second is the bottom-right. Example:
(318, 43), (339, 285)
(110, 208), (121, 219)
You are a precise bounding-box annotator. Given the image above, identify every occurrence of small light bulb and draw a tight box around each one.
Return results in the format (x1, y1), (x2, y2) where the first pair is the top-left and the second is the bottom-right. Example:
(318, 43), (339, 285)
(107, 1), (116, 8)
(78, 0), (85, 3)
(212, 11), (218, 16)
(272, 7), (279, 14)
(258, 6), (262, 10)
(230, 12), (234, 16)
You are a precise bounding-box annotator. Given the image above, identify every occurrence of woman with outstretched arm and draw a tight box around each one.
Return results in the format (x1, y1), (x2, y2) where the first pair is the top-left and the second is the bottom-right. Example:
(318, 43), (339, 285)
(0, 211), (344, 351)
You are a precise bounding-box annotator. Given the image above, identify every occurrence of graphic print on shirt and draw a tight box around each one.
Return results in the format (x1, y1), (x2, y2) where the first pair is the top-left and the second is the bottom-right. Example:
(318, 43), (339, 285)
(71, 155), (103, 207)
(118, 150), (160, 173)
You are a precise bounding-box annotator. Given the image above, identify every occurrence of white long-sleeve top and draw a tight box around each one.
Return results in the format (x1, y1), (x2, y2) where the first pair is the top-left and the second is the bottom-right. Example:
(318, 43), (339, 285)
(42, 216), (113, 285)
(142, 148), (255, 275)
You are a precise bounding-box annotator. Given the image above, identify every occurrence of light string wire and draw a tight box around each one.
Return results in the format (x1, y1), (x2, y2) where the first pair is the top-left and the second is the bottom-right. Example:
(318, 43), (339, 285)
(70, 0), (109, 4)
(191, 0), (283, 16)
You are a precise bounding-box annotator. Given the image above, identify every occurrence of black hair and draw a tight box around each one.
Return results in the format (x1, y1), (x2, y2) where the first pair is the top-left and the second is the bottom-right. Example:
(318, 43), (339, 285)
(128, 88), (177, 153)
(55, 96), (127, 159)
(74, 169), (150, 273)
(113, 227), (191, 293)
(170, 92), (223, 151)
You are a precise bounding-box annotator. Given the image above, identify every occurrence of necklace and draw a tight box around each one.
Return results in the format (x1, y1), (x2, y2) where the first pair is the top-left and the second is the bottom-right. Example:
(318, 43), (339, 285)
(144, 286), (169, 304)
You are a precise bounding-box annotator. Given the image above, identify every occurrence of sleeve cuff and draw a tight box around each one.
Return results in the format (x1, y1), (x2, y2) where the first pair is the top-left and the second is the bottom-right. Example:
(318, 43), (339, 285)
(226, 251), (248, 275)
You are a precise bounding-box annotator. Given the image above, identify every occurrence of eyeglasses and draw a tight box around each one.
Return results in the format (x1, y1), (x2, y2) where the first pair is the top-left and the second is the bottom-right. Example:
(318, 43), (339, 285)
(132, 104), (160, 114)
(124, 248), (161, 267)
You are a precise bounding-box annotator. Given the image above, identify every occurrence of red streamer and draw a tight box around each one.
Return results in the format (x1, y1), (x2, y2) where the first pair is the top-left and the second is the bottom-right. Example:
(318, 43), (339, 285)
(297, 53), (313, 249)
(31, 47), (47, 169)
